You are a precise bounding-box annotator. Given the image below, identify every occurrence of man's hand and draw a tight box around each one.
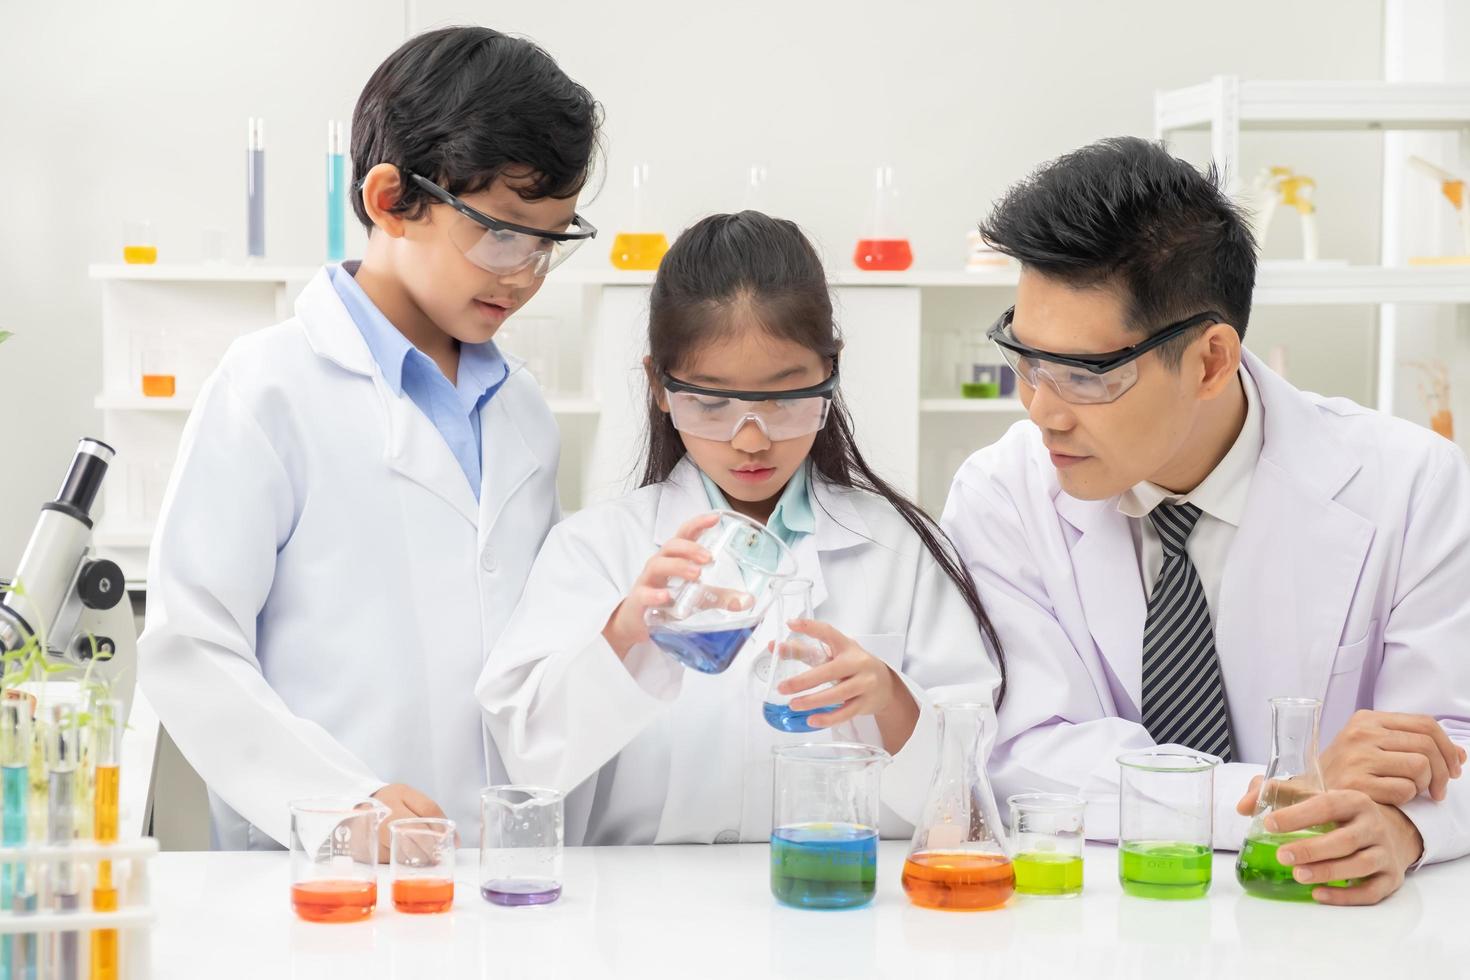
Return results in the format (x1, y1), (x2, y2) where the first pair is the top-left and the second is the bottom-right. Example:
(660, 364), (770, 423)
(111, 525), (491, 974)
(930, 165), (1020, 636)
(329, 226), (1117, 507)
(371, 784), (448, 861)
(1319, 710), (1465, 806)
(1260, 788), (1424, 906)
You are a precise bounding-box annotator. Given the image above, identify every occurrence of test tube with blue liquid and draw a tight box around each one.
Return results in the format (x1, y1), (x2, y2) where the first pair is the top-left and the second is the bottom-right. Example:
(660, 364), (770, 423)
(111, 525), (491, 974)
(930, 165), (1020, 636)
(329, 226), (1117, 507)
(1, 700), (29, 980)
(645, 511), (796, 674)
(326, 121), (346, 263)
(769, 744), (888, 910)
(762, 579), (839, 732)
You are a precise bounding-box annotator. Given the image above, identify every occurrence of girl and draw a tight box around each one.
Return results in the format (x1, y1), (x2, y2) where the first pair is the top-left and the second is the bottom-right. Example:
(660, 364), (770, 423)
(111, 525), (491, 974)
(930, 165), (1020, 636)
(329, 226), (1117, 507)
(477, 212), (1005, 844)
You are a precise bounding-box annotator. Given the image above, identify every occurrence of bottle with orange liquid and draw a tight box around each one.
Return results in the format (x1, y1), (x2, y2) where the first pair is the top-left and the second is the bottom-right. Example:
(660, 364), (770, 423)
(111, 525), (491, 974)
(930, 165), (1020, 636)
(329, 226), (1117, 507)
(609, 163), (669, 271)
(901, 701), (1014, 911)
(853, 166), (914, 272)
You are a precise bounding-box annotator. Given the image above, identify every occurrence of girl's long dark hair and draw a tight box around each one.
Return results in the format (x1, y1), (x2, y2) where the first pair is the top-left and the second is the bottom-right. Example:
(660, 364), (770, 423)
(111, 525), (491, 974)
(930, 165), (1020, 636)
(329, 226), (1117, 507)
(639, 211), (1006, 704)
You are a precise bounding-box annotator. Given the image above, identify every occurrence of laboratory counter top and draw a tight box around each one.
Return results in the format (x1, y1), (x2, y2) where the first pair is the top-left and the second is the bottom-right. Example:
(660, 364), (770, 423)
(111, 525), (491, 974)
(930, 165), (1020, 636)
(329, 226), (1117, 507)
(152, 841), (1469, 979)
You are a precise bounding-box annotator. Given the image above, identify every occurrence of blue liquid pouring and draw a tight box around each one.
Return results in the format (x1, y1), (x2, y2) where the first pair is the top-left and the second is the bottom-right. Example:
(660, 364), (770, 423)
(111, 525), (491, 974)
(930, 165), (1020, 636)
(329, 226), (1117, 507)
(762, 701), (840, 733)
(770, 823), (878, 910)
(648, 624), (755, 674)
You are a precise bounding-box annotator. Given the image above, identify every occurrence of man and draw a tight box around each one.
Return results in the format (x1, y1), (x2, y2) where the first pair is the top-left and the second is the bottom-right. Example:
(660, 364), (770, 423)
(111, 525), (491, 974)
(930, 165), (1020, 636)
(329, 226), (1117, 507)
(945, 136), (1470, 905)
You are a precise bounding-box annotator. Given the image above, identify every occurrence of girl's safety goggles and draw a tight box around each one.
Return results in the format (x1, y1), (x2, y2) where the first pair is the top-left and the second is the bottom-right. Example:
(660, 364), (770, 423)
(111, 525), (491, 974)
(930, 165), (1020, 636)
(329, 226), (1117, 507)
(661, 368), (839, 442)
(408, 172), (597, 278)
(987, 306), (1223, 405)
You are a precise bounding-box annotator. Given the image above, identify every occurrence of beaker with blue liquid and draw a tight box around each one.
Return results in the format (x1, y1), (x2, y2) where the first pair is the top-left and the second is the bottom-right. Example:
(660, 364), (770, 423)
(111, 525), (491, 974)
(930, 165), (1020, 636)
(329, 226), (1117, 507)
(770, 743), (889, 909)
(762, 579), (839, 732)
(645, 511), (796, 674)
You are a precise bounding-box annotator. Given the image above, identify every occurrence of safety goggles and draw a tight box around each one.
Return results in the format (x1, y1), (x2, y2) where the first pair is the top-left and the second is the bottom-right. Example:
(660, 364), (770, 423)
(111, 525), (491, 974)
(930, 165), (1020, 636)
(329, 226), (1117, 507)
(661, 368), (839, 442)
(987, 306), (1223, 405)
(407, 172), (597, 278)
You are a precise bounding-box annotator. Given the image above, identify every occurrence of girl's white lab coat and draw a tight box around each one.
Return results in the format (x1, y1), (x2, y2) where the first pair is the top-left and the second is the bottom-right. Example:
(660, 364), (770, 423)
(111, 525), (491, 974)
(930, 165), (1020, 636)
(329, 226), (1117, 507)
(139, 270), (560, 849)
(476, 457), (1003, 845)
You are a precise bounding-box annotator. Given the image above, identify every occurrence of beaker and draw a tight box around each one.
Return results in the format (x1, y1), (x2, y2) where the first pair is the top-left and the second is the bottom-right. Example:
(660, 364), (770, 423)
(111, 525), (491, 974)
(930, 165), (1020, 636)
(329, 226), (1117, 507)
(390, 817), (456, 914)
(139, 327), (177, 399)
(288, 796), (390, 923)
(645, 510), (797, 674)
(1117, 751), (1218, 900)
(853, 165), (913, 272)
(902, 702), (1013, 910)
(1236, 697), (1349, 900)
(762, 579), (838, 732)
(770, 743), (889, 909)
(1008, 793), (1085, 898)
(122, 219), (157, 265)
(609, 162), (669, 271)
(479, 785), (563, 907)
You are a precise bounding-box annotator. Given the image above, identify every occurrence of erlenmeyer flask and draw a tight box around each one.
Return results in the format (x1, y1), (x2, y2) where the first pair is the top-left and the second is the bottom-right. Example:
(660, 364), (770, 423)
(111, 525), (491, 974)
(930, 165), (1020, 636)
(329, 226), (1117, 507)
(609, 162), (669, 271)
(761, 579), (838, 733)
(1236, 697), (1350, 900)
(902, 701), (1014, 910)
(854, 165), (913, 272)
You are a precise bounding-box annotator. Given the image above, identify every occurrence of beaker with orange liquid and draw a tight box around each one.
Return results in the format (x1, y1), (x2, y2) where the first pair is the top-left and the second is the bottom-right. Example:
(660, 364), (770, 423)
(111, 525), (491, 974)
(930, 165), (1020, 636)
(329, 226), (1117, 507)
(122, 220), (157, 265)
(139, 330), (177, 399)
(902, 701), (1015, 910)
(289, 797), (390, 923)
(609, 163), (669, 271)
(853, 166), (914, 272)
(389, 817), (456, 914)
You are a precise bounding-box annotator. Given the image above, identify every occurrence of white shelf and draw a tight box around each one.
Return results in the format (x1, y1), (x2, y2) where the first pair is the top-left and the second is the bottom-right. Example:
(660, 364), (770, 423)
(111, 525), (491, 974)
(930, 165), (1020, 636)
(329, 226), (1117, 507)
(95, 393), (195, 412)
(1157, 80), (1470, 132)
(554, 266), (1021, 288)
(921, 398), (1026, 414)
(89, 263), (318, 283)
(547, 398), (601, 416)
(1254, 263), (1470, 304)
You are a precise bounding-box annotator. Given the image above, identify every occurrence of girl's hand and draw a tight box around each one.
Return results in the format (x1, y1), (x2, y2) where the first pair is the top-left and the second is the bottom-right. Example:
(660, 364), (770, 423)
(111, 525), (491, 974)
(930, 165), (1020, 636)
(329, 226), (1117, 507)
(602, 513), (719, 659)
(778, 619), (919, 752)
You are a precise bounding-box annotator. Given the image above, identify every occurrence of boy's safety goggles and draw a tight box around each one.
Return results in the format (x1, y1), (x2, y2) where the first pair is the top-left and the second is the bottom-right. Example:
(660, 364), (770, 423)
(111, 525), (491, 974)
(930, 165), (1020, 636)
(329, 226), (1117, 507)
(661, 369), (839, 442)
(408, 172), (597, 278)
(986, 306), (1223, 405)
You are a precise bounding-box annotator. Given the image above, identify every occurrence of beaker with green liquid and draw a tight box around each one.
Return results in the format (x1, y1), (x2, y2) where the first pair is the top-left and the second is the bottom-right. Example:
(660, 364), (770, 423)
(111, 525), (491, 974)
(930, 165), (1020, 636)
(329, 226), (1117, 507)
(1008, 793), (1085, 898)
(1117, 751), (1220, 899)
(1236, 697), (1350, 901)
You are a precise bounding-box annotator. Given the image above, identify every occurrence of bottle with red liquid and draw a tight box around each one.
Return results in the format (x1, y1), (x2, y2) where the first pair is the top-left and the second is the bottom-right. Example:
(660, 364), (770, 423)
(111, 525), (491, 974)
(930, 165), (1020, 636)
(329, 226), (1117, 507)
(854, 165), (914, 272)
(901, 702), (1015, 910)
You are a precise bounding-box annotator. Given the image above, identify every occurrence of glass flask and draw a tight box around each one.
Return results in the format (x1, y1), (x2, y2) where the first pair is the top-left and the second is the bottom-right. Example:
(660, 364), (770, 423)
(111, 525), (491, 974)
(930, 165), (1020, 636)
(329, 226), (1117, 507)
(609, 162), (669, 271)
(902, 702), (1014, 910)
(761, 579), (838, 733)
(853, 165), (913, 272)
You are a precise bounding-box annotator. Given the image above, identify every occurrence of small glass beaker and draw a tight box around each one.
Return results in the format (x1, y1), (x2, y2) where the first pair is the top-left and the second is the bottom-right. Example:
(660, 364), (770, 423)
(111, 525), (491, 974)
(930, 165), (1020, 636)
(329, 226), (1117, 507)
(645, 510), (797, 674)
(389, 817), (456, 914)
(762, 579), (837, 733)
(903, 702), (1014, 911)
(770, 743), (889, 909)
(1117, 751), (1218, 900)
(122, 219), (157, 265)
(479, 786), (563, 907)
(1008, 793), (1085, 898)
(139, 327), (177, 399)
(288, 797), (390, 923)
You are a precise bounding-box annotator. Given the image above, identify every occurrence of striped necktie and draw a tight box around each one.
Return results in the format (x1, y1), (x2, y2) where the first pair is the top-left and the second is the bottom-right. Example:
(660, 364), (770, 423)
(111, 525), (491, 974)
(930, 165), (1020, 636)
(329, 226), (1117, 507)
(1141, 502), (1233, 761)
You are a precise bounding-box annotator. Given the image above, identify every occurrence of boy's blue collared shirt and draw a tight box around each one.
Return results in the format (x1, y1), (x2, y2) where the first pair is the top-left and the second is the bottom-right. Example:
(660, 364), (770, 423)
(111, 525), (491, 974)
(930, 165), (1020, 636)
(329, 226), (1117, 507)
(329, 262), (508, 499)
(698, 462), (816, 547)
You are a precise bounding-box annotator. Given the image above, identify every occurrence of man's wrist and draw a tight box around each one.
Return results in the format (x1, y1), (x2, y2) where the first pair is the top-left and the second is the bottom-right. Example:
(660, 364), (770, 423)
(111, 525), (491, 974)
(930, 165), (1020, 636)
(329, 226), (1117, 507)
(1383, 803), (1425, 870)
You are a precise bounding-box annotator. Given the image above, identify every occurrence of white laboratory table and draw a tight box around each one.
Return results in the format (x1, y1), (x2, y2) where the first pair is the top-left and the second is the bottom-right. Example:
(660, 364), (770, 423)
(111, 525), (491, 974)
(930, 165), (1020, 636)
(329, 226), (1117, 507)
(152, 841), (1470, 980)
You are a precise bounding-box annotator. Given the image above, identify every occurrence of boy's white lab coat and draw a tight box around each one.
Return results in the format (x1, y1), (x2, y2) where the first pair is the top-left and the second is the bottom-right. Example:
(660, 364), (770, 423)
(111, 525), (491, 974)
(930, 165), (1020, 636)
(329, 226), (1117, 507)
(477, 457), (1002, 846)
(139, 270), (560, 849)
(943, 349), (1470, 864)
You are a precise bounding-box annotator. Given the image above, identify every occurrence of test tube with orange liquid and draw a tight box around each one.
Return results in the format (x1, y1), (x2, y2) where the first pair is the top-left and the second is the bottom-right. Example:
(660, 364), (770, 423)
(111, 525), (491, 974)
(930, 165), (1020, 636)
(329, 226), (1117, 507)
(91, 699), (123, 980)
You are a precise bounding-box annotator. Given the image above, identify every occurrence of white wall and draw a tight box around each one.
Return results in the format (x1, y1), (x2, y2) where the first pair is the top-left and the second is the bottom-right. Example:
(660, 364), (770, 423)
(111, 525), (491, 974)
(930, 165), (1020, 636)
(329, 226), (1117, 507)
(0, 0), (1390, 567)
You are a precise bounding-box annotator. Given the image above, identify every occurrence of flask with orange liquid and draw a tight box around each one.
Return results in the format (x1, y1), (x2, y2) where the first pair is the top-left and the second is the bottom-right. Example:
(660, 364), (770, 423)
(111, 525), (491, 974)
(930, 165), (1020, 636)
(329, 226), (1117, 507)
(609, 162), (669, 271)
(853, 166), (913, 272)
(901, 701), (1014, 910)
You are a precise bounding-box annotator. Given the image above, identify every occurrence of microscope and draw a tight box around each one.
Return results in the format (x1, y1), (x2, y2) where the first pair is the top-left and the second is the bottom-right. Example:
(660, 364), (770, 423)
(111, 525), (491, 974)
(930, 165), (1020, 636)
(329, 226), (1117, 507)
(0, 438), (137, 718)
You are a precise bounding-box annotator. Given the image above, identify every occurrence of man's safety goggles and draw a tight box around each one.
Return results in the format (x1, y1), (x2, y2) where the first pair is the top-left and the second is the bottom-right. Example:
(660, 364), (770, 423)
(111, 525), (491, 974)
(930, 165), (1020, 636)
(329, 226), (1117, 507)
(408, 172), (597, 278)
(661, 369), (839, 442)
(987, 306), (1223, 405)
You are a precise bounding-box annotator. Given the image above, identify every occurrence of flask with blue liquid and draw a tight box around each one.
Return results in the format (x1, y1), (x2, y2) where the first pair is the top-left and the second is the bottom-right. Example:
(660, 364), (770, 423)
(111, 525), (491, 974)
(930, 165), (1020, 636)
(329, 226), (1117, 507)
(762, 579), (840, 732)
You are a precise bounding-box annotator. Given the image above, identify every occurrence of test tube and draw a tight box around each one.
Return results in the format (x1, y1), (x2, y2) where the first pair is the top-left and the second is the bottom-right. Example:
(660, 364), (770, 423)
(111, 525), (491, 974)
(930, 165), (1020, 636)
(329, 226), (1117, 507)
(325, 121), (346, 262)
(1, 700), (30, 980)
(246, 118), (266, 259)
(90, 699), (122, 980)
(44, 705), (80, 980)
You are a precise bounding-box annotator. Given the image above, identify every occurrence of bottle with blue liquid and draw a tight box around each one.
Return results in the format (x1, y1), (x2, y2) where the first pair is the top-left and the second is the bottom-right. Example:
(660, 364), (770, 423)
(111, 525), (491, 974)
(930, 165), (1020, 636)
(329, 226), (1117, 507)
(762, 579), (840, 732)
(645, 511), (796, 674)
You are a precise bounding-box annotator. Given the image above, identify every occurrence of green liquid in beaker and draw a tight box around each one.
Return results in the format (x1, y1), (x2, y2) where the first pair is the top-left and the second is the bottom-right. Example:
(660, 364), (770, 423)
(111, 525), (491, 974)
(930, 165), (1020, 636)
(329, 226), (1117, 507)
(1013, 851), (1083, 897)
(1237, 831), (1350, 901)
(1119, 841), (1212, 900)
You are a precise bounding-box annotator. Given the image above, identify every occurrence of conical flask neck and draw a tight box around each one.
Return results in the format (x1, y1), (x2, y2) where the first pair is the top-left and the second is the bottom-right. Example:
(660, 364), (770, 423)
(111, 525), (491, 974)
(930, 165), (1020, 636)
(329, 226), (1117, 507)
(1265, 699), (1323, 781)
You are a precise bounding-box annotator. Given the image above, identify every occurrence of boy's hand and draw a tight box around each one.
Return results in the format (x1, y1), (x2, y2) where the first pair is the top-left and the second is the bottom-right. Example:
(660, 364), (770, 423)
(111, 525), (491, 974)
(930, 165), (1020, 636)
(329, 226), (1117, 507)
(779, 619), (918, 751)
(371, 783), (449, 861)
(1259, 788), (1423, 906)
(1319, 710), (1465, 806)
(602, 514), (720, 659)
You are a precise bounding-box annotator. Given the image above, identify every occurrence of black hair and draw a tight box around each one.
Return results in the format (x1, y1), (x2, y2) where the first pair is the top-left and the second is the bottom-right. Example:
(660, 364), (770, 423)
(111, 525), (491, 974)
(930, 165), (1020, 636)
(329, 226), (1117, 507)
(641, 212), (1007, 704)
(981, 136), (1257, 365)
(350, 26), (601, 230)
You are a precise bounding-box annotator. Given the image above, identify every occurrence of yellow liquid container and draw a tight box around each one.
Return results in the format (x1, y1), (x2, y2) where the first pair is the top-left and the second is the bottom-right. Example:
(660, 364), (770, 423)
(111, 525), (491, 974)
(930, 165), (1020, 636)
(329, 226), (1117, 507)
(92, 703), (122, 980)
(122, 245), (158, 265)
(609, 233), (669, 271)
(141, 374), (176, 398)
